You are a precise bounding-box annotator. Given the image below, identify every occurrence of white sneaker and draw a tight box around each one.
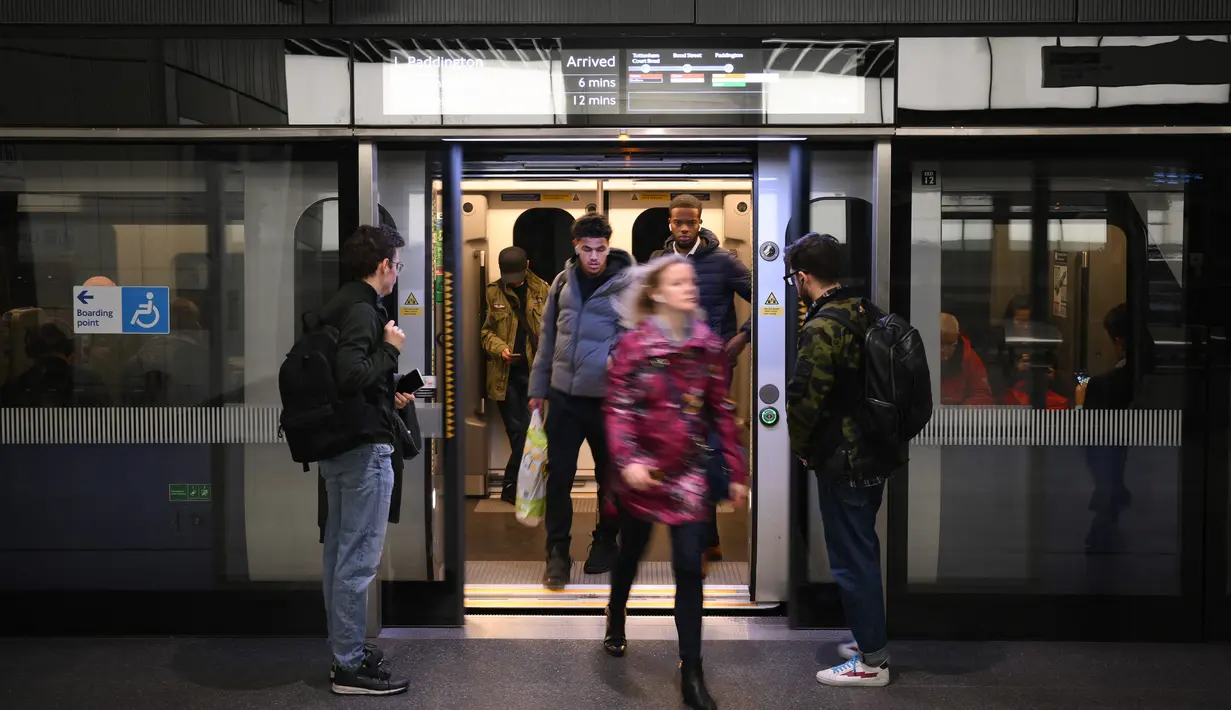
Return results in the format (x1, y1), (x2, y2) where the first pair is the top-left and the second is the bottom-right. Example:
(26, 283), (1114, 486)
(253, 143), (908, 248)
(837, 639), (859, 661)
(816, 657), (890, 687)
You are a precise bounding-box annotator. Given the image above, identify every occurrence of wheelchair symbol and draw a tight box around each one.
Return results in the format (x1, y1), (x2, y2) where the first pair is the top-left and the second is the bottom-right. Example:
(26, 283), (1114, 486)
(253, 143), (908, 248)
(130, 291), (161, 329)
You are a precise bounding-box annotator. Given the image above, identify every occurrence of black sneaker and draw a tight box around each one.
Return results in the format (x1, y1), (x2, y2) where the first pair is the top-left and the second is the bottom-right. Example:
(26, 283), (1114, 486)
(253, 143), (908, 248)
(544, 546), (571, 590)
(330, 643), (384, 680)
(584, 532), (618, 575)
(331, 659), (409, 696)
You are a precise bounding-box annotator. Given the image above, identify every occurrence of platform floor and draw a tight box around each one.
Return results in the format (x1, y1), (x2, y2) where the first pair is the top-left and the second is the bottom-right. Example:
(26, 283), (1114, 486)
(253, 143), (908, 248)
(2, 618), (1228, 709)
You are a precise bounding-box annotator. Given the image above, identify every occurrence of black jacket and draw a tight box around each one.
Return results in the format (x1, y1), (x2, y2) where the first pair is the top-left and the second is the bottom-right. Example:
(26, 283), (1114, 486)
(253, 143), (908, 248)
(316, 280), (405, 541)
(652, 229), (751, 343)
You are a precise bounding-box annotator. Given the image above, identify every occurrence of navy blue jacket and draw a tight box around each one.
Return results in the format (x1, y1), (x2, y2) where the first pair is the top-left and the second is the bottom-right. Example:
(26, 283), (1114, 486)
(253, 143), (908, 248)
(652, 229), (752, 343)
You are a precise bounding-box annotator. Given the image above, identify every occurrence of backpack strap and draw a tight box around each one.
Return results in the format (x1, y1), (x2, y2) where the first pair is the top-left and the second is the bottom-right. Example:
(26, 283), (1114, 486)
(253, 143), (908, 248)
(815, 307), (866, 340)
(551, 272), (567, 323)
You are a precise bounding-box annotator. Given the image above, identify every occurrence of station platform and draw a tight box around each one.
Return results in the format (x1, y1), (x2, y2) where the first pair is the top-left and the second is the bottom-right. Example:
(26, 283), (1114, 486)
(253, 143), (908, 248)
(2, 618), (1228, 709)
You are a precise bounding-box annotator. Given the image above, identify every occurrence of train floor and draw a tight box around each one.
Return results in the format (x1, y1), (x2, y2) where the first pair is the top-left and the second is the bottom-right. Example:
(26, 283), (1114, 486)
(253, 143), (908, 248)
(465, 493), (754, 610)
(4, 620), (1228, 709)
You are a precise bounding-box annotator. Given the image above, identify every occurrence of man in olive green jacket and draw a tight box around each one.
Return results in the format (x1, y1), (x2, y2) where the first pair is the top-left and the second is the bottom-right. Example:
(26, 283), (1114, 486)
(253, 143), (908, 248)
(481, 247), (550, 503)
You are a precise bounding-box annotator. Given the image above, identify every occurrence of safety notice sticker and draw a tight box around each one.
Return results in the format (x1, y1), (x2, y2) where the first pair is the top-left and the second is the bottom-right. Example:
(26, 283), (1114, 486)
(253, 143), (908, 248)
(761, 291), (783, 317)
(400, 291), (424, 317)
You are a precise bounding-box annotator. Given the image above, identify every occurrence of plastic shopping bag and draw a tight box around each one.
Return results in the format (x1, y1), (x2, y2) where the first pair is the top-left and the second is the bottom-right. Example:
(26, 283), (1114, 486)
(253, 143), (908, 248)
(515, 410), (549, 527)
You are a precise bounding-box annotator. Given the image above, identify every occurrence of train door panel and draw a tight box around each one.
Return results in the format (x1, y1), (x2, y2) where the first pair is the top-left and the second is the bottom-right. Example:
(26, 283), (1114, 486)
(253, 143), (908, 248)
(723, 193), (753, 428)
(460, 194), (490, 497)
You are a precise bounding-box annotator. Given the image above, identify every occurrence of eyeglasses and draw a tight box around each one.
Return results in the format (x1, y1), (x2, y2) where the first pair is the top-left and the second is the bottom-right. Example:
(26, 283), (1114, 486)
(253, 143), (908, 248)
(390, 261), (404, 274)
(783, 269), (805, 285)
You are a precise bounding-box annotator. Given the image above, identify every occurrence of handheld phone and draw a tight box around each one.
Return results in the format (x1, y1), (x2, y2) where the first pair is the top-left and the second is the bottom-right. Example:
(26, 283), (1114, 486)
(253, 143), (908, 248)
(1076, 371), (1091, 387)
(397, 369), (425, 395)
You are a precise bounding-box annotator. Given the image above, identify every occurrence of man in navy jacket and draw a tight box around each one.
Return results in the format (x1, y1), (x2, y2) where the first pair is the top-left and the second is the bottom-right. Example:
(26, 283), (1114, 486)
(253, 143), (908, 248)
(651, 194), (752, 565)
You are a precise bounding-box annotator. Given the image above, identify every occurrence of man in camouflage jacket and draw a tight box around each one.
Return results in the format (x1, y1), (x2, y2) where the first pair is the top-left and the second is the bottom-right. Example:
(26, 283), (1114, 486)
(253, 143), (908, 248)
(784, 233), (893, 689)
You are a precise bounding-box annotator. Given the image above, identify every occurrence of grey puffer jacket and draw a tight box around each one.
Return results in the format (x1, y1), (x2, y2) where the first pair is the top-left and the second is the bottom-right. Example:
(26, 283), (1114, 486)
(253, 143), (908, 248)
(529, 249), (636, 400)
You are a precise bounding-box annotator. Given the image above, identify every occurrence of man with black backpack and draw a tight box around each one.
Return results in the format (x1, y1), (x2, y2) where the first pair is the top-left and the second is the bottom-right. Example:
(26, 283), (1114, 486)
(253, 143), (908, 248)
(280, 224), (412, 696)
(784, 233), (931, 689)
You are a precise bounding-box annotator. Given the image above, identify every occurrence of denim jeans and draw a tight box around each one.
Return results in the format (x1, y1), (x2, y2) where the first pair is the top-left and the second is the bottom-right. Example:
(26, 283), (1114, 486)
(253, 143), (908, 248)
(815, 473), (888, 664)
(320, 443), (395, 670)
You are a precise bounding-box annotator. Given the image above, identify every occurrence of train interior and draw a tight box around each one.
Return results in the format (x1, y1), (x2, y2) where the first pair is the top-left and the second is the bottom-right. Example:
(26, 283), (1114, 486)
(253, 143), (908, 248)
(452, 149), (757, 609)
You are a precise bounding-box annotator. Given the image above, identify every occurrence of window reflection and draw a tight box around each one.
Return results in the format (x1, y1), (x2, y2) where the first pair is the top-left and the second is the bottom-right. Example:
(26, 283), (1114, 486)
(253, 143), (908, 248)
(0, 147), (338, 409)
(910, 159), (1186, 597)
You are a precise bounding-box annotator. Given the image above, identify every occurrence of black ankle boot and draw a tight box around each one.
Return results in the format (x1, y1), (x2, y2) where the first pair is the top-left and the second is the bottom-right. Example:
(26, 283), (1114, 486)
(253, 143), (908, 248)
(680, 658), (717, 710)
(603, 606), (627, 657)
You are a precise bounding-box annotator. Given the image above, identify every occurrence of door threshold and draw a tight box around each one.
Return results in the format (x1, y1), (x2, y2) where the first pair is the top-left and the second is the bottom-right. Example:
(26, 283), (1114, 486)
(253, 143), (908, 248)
(465, 583), (765, 611)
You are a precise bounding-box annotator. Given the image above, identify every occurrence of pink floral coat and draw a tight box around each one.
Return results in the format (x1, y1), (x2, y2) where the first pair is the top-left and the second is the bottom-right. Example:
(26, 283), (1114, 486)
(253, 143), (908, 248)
(604, 318), (748, 526)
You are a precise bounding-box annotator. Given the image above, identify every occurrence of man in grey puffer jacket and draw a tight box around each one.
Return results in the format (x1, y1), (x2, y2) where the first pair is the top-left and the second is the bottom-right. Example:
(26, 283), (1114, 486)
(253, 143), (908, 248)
(529, 212), (637, 589)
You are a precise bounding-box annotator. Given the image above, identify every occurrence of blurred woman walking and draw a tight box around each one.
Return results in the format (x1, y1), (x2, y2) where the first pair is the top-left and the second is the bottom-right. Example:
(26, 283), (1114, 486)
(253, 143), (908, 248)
(602, 254), (748, 710)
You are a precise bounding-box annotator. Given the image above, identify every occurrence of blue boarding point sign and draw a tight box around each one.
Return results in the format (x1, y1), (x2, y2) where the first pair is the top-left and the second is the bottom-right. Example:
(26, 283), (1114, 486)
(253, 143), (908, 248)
(74, 286), (170, 335)
(121, 286), (171, 334)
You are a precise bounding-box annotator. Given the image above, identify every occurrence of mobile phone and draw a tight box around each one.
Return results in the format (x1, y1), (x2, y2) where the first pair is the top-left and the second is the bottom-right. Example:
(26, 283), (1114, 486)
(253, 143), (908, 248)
(397, 369), (425, 394)
(1076, 372), (1091, 387)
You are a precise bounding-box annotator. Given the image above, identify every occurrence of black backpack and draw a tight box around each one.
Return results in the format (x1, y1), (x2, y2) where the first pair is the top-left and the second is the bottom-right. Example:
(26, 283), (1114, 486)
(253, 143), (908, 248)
(817, 299), (934, 448)
(277, 312), (369, 471)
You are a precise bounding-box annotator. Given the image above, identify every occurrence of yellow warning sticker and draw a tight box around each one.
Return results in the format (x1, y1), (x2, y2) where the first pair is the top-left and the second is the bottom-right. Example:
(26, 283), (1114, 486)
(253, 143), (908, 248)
(635, 193), (669, 201)
(400, 291), (424, 317)
(541, 193), (573, 202)
(761, 291), (783, 316)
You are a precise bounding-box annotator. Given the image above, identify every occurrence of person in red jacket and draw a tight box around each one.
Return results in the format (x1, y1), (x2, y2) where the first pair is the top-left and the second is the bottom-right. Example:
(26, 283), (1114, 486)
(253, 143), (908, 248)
(939, 313), (995, 405)
(1003, 350), (1070, 410)
(602, 254), (748, 710)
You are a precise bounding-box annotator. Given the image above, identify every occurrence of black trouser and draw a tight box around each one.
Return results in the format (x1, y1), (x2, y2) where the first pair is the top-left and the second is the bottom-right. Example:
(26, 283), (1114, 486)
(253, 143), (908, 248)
(544, 389), (619, 550)
(497, 366), (531, 493)
(609, 507), (707, 661)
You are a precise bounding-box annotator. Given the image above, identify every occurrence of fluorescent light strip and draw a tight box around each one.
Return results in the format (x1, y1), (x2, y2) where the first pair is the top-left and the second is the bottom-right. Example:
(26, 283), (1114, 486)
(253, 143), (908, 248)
(444, 136), (805, 142)
(462, 173), (752, 179)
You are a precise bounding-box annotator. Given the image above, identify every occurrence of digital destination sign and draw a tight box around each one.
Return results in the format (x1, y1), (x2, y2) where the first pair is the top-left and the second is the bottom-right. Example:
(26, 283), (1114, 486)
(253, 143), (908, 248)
(561, 49), (777, 117)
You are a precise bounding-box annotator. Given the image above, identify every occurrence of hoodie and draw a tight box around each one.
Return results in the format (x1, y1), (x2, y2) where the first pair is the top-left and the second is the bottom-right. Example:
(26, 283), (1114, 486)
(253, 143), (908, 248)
(529, 248), (637, 400)
(651, 228), (751, 343)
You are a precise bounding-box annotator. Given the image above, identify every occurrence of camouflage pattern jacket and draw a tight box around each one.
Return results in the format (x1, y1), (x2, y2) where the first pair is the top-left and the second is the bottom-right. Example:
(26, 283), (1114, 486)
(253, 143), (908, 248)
(786, 287), (897, 488)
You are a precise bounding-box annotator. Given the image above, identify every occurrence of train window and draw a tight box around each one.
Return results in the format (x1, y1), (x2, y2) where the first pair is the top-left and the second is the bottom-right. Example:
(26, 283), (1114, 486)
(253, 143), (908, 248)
(785, 198), (873, 293)
(631, 207), (670, 264)
(906, 158), (1186, 598)
(512, 207), (575, 283)
(292, 198), (396, 332)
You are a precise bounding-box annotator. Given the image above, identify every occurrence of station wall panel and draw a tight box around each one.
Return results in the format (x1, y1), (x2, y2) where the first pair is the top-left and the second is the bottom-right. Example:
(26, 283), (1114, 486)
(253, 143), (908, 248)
(1079, 0), (1231, 22)
(333, 0), (694, 25)
(0, 0), (303, 24)
(695, 0), (1075, 25)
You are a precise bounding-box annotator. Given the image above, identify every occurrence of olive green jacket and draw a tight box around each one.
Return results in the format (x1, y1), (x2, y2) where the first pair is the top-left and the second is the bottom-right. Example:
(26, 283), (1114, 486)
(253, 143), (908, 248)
(480, 272), (550, 400)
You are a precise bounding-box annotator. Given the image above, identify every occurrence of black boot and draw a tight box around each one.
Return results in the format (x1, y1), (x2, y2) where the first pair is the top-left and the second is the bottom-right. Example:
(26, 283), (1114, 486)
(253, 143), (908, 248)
(603, 606), (627, 657)
(681, 658), (717, 710)
(583, 531), (618, 575)
(544, 544), (570, 590)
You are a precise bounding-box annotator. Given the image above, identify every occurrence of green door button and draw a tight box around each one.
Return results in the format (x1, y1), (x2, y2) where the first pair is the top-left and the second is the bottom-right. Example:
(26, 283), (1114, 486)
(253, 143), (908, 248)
(759, 407), (780, 426)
